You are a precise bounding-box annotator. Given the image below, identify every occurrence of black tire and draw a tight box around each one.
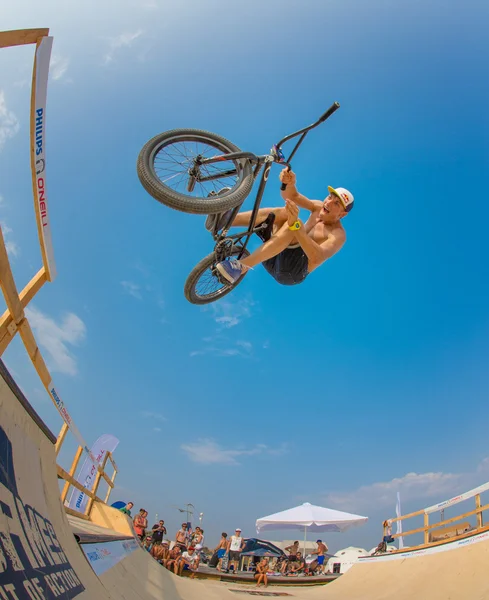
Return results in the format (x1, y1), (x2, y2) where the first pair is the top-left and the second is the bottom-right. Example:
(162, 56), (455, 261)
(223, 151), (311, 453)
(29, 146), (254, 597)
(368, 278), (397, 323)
(184, 248), (250, 305)
(137, 128), (254, 215)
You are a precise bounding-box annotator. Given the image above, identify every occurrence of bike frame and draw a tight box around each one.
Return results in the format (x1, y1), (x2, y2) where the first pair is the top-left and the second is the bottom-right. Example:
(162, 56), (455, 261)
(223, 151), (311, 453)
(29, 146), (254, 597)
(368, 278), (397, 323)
(197, 101), (340, 260)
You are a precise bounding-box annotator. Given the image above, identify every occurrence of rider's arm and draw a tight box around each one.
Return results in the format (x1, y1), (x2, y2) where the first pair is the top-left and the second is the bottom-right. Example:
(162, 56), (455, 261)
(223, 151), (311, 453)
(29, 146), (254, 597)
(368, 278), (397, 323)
(294, 226), (345, 271)
(279, 169), (322, 212)
(281, 185), (321, 212)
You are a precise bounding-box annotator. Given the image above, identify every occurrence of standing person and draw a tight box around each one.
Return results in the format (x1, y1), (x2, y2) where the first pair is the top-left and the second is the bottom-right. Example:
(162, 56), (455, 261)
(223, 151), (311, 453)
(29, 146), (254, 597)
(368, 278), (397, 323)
(312, 539), (328, 574)
(152, 520), (167, 544)
(254, 558), (269, 588)
(191, 526), (204, 550)
(214, 533), (228, 572)
(281, 541), (300, 574)
(133, 509), (148, 541)
(175, 522), (190, 551)
(119, 502), (134, 517)
(226, 528), (245, 573)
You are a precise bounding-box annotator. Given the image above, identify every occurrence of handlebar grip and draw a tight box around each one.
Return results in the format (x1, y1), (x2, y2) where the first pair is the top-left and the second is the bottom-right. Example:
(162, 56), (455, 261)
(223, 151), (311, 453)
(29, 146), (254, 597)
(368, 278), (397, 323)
(280, 165), (291, 190)
(319, 101), (340, 123)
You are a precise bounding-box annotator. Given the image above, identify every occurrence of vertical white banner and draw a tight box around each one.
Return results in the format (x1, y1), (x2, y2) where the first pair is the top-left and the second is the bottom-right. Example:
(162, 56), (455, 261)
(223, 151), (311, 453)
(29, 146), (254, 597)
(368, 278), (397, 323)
(396, 491), (404, 549)
(32, 35), (57, 281)
(67, 434), (119, 513)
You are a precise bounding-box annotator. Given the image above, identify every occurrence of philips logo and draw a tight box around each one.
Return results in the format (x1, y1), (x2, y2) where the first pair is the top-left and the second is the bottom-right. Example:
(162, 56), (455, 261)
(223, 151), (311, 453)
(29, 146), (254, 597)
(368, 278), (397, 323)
(35, 108), (44, 156)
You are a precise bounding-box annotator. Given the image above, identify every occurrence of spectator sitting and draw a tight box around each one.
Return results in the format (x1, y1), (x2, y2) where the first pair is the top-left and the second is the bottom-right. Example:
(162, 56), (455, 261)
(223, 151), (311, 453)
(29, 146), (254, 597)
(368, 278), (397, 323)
(178, 546), (200, 579)
(151, 541), (170, 564)
(142, 535), (153, 551)
(286, 552), (306, 576)
(165, 545), (182, 573)
(254, 558), (269, 588)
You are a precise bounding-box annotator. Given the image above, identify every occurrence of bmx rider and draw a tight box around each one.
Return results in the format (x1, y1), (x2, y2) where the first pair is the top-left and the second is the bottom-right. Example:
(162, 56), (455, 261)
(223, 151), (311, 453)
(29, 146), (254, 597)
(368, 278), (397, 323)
(213, 169), (354, 286)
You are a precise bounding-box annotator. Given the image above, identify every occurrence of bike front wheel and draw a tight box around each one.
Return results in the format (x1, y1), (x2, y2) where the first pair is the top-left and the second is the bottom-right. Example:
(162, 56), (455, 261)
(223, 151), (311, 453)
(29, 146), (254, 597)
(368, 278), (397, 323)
(137, 129), (254, 215)
(184, 248), (250, 305)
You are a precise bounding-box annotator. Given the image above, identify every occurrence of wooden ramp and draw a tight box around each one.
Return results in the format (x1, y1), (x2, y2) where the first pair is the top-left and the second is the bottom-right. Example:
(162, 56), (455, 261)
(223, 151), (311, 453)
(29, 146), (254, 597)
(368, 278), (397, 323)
(2, 359), (489, 600)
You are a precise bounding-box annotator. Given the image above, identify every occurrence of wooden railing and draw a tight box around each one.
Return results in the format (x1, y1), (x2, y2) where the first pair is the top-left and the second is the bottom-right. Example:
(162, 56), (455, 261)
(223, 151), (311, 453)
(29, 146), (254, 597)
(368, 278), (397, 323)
(0, 28), (118, 523)
(383, 486), (489, 551)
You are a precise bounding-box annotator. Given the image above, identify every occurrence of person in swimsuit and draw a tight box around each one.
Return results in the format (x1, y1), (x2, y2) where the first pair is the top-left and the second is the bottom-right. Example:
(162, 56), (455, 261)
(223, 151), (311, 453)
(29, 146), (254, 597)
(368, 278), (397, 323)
(211, 169), (354, 286)
(214, 532), (228, 571)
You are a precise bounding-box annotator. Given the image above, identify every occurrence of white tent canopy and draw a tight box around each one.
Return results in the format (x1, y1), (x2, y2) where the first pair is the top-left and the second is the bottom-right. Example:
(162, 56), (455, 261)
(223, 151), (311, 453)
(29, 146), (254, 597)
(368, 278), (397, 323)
(256, 502), (368, 554)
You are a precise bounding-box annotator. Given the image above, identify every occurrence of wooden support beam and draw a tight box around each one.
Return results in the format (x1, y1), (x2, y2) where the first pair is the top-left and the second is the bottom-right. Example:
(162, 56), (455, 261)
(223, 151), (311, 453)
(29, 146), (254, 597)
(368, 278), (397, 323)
(60, 446), (84, 504)
(0, 29), (49, 49)
(476, 494), (483, 528)
(0, 267), (46, 354)
(64, 507), (90, 521)
(423, 513), (429, 545)
(105, 467), (118, 504)
(55, 423), (69, 456)
(0, 229), (24, 334)
(57, 465), (95, 500)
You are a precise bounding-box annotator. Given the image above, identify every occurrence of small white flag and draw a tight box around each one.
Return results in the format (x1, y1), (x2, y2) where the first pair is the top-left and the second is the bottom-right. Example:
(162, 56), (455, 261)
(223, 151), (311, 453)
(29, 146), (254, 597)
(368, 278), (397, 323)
(396, 491), (404, 549)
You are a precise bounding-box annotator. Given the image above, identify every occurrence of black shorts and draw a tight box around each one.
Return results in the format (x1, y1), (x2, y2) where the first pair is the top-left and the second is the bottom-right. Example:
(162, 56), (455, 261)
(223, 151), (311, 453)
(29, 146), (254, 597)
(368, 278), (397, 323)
(229, 550), (241, 561)
(263, 246), (308, 285)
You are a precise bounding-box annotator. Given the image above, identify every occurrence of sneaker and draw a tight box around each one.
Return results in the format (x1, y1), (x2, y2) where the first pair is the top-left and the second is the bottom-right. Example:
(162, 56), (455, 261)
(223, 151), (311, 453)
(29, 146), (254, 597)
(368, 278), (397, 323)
(216, 259), (245, 284)
(205, 188), (232, 232)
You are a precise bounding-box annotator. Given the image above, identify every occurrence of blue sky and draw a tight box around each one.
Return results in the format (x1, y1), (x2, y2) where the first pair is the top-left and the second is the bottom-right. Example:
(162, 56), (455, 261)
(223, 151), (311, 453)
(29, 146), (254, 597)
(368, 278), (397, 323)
(1, 0), (489, 553)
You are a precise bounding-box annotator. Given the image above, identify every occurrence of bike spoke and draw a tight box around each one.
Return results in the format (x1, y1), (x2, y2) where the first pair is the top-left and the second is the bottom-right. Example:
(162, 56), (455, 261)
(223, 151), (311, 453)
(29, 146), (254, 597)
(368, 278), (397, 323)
(151, 136), (241, 198)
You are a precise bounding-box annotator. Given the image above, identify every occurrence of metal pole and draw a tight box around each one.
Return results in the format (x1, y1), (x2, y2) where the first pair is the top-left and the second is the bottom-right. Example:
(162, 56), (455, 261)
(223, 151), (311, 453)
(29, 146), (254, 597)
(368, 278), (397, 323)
(304, 526), (307, 558)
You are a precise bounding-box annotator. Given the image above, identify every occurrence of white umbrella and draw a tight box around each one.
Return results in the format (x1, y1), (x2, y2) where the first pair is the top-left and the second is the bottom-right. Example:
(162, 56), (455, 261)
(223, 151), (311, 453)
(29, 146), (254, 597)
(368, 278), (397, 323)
(256, 502), (368, 557)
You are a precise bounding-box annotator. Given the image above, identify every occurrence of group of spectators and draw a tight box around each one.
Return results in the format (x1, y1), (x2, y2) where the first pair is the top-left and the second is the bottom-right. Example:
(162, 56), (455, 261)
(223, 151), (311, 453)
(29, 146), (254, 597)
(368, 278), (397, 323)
(119, 504), (204, 578)
(118, 504), (329, 584)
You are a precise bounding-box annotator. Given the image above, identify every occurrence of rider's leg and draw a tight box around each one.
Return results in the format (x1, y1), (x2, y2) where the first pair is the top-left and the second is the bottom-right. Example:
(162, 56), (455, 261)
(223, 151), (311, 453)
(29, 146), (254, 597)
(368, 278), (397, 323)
(216, 221), (300, 284)
(231, 206), (287, 228)
(239, 222), (296, 268)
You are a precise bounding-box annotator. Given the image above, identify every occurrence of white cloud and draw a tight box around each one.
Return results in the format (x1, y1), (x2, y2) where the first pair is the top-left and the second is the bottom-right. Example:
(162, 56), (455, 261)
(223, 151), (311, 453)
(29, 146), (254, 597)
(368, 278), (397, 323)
(142, 410), (166, 422)
(26, 306), (86, 376)
(323, 471), (467, 513)
(50, 54), (70, 81)
(237, 340), (252, 352)
(120, 280), (142, 299)
(0, 91), (20, 150)
(181, 439), (287, 466)
(103, 30), (143, 65)
(209, 297), (255, 329)
(153, 427), (162, 433)
(0, 221), (19, 258)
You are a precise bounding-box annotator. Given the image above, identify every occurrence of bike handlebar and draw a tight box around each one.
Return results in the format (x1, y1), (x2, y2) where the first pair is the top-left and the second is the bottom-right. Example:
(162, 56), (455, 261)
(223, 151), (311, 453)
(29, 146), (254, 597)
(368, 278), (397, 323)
(279, 102), (340, 190)
(318, 101), (340, 123)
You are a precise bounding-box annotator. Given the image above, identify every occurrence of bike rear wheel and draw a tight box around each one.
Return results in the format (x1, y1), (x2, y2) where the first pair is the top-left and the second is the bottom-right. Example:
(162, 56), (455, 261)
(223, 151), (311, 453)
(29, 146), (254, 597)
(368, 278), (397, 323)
(184, 248), (250, 305)
(137, 129), (254, 215)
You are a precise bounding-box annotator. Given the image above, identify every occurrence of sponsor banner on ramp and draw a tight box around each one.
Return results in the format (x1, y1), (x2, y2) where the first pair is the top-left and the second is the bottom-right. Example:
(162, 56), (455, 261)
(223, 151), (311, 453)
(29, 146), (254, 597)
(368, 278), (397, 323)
(81, 539), (139, 576)
(0, 424), (85, 599)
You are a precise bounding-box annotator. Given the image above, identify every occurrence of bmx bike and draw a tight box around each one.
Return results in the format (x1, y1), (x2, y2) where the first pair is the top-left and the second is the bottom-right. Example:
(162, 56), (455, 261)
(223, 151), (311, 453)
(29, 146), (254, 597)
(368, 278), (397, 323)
(137, 101), (340, 304)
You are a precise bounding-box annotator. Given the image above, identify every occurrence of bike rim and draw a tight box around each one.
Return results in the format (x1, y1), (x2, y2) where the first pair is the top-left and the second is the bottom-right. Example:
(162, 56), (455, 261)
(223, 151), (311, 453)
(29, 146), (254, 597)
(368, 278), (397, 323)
(150, 134), (243, 199)
(194, 265), (232, 300)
